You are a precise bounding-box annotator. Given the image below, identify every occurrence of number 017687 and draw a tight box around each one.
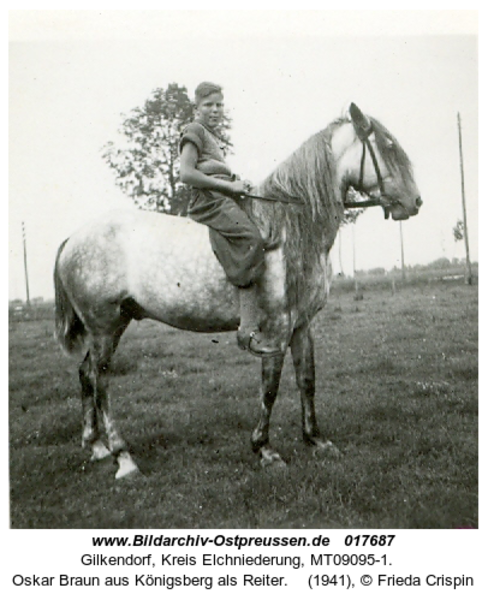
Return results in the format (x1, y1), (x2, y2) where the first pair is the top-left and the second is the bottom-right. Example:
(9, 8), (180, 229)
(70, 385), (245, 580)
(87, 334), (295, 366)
(344, 535), (395, 547)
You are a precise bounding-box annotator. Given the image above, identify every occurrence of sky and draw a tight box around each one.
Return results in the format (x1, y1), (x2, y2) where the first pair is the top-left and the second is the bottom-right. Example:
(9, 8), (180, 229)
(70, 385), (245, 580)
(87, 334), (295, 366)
(8, 10), (478, 300)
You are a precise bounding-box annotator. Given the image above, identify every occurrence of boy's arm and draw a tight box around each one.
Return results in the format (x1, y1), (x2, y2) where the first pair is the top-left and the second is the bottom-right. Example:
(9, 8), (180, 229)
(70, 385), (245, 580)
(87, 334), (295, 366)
(180, 143), (249, 196)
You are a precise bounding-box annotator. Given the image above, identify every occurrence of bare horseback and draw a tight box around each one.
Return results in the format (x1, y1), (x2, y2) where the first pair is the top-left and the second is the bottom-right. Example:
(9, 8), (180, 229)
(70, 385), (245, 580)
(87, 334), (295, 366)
(54, 82), (422, 478)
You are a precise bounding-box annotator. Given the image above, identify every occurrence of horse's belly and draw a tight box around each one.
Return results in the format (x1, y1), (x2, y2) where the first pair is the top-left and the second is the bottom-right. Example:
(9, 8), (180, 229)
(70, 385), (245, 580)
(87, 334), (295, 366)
(126, 214), (240, 332)
(135, 271), (240, 332)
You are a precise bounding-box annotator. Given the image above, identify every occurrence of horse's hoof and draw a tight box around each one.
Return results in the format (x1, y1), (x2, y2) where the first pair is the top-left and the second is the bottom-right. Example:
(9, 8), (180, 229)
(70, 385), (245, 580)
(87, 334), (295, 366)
(313, 439), (342, 459)
(115, 451), (141, 479)
(90, 440), (111, 461)
(259, 447), (287, 469)
(116, 468), (142, 481)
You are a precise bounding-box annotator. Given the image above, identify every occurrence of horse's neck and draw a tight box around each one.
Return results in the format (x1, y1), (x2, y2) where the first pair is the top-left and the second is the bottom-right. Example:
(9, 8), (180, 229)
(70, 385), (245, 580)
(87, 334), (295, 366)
(255, 122), (355, 286)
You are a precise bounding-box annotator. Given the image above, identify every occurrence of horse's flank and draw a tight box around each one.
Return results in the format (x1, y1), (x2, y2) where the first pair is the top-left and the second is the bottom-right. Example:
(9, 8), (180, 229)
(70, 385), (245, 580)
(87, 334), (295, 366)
(57, 210), (243, 335)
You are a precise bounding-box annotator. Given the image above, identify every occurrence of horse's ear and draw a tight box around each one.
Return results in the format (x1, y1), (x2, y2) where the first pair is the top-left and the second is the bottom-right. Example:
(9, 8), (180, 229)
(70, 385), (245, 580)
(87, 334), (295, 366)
(349, 103), (372, 140)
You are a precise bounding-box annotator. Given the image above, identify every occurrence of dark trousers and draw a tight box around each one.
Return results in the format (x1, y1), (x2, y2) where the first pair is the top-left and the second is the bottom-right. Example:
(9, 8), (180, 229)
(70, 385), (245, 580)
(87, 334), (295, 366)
(189, 188), (265, 287)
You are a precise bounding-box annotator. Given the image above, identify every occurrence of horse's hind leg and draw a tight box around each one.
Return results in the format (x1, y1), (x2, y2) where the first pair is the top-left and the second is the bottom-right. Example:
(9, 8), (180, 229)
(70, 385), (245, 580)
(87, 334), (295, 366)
(79, 316), (128, 459)
(80, 318), (140, 478)
(96, 330), (141, 479)
(79, 350), (111, 461)
(290, 325), (341, 457)
(251, 353), (287, 467)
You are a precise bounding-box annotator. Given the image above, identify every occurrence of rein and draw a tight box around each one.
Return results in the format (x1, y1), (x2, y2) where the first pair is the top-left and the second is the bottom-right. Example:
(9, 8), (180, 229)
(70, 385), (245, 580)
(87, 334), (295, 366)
(235, 192), (303, 206)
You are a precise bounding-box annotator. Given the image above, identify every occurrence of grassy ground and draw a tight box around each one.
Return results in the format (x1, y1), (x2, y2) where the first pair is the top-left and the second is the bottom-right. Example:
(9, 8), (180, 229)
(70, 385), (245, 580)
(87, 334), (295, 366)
(9, 279), (478, 529)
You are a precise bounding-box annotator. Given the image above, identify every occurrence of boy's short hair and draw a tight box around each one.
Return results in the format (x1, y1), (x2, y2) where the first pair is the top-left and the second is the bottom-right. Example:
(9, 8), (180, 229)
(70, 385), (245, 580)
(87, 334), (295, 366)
(194, 82), (223, 105)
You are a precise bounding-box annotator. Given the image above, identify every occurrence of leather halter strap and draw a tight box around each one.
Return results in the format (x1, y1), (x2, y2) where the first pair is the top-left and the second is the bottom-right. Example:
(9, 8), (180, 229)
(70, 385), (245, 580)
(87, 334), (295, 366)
(358, 137), (386, 196)
(344, 126), (398, 217)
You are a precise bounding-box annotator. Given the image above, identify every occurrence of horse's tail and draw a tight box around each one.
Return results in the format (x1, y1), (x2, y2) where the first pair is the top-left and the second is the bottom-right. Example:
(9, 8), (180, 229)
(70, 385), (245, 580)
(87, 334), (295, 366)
(53, 239), (86, 354)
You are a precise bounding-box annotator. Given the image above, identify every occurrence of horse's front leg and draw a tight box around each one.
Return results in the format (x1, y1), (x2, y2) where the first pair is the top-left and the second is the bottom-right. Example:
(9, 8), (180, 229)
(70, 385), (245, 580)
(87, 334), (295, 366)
(290, 325), (341, 457)
(251, 353), (287, 468)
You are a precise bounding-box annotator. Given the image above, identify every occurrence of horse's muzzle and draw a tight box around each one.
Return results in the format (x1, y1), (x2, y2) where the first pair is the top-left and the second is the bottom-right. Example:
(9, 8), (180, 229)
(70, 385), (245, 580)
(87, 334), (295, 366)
(388, 197), (422, 221)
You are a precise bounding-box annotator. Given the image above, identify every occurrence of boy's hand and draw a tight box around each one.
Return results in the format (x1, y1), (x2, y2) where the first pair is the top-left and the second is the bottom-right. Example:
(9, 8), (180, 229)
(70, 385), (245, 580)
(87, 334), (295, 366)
(228, 179), (254, 196)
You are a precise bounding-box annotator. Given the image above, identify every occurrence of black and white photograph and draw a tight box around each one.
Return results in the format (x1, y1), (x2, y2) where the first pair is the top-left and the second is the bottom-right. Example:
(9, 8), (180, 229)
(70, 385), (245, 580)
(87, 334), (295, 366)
(7, 8), (480, 585)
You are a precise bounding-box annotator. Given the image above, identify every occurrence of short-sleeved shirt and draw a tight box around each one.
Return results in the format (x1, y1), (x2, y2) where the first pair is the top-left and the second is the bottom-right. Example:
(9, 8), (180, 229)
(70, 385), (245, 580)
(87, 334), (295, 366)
(179, 121), (233, 177)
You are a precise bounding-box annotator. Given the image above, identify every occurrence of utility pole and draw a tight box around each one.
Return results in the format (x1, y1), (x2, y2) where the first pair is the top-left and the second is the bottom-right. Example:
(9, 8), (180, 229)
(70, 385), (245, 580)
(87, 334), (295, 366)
(352, 223), (362, 300)
(22, 221), (31, 306)
(338, 228), (344, 275)
(399, 221), (406, 281)
(352, 223), (357, 289)
(457, 113), (473, 285)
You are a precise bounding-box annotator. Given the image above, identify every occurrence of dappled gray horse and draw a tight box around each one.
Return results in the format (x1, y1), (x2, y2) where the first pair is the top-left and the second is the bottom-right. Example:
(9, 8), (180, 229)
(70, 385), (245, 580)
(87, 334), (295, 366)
(54, 103), (422, 478)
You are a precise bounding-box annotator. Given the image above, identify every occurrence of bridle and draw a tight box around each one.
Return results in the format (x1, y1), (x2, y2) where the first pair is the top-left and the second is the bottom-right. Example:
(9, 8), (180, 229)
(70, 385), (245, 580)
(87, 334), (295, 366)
(343, 125), (400, 219)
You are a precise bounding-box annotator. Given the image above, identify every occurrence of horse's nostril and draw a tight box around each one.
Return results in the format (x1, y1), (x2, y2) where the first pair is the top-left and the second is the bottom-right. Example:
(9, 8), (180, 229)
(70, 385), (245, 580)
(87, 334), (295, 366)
(415, 197), (423, 208)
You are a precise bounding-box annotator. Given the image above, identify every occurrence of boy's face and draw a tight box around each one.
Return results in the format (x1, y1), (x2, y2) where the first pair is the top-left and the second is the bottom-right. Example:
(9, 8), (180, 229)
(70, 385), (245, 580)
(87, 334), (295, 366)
(195, 92), (224, 130)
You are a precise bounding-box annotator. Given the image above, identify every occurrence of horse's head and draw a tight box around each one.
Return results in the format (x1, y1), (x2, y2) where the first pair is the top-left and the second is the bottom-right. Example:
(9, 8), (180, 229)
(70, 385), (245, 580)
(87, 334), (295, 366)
(335, 103), (422, 220)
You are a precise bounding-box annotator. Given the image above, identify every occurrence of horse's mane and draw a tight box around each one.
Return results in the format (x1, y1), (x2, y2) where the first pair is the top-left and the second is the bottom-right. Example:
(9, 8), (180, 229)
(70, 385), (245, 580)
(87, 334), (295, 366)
(251, 114), (413, 307)
(253, 118), (346, 308)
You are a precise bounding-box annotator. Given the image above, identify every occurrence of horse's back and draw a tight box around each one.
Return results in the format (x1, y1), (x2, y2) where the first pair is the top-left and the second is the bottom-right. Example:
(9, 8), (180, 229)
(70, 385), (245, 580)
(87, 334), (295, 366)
(59, 210), (239, 331)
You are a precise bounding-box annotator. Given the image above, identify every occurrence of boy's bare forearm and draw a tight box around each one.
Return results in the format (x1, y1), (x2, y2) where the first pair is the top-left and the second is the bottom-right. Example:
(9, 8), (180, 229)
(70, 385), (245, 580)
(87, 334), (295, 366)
(181, 169), (233, 194)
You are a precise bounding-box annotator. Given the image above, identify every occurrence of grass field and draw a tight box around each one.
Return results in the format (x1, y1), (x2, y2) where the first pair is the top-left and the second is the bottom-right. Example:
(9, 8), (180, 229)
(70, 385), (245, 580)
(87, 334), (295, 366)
(9, 278), (478, 529)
